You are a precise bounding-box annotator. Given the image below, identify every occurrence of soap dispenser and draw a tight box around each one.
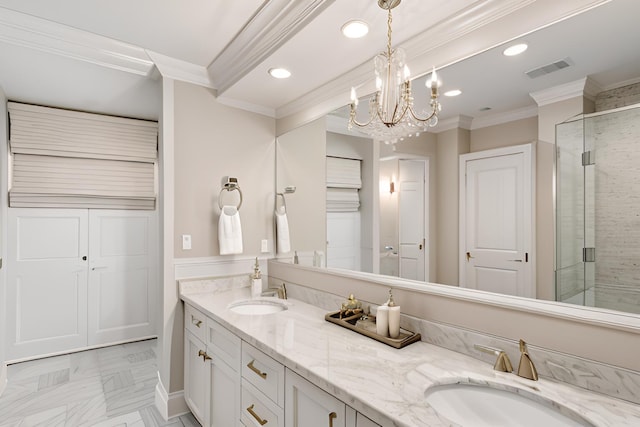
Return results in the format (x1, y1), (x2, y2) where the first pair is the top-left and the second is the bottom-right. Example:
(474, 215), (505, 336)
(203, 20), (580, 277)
(376, 291), (391, 337)
(251, 257), (262, 298)
(387, 289), (401, 338)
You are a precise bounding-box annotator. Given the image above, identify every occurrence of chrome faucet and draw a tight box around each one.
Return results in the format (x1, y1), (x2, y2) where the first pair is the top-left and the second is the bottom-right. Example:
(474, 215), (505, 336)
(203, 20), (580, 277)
(474, 344), (513, 373)
(517, 339), (539, 381)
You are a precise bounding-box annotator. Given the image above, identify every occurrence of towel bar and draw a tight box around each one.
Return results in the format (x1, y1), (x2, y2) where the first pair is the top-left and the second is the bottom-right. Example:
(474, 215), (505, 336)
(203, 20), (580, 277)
(218, 184), (243, 210)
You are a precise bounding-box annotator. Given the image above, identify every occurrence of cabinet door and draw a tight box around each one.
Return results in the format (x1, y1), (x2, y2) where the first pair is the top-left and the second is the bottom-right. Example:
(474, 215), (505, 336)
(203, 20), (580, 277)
(285, 369), (345, 427)
(6, 208), (89, 360)
(209, 355), (241, 427)
(356, 413), (381, 427)
(185, 330), (209, 426)
(88, 210), (157, 345)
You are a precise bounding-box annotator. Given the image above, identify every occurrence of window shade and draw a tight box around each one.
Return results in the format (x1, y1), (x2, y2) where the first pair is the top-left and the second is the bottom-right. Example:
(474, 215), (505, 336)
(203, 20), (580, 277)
(326, 188), (360, 212)
(8, 102), (158, 209)
(326, 156), (361, 212)
(326, 156), (362, 188)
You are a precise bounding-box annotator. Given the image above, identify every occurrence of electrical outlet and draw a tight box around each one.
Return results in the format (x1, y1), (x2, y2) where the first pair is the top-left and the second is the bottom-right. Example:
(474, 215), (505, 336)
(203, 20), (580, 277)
(261, 239), (269, 253)
(182, 234), (192, 250)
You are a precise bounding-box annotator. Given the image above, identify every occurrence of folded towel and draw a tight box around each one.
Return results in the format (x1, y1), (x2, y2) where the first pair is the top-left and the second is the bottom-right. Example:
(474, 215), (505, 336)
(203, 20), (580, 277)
(275, 208), (291, 254)
(218, 205), (243, 255)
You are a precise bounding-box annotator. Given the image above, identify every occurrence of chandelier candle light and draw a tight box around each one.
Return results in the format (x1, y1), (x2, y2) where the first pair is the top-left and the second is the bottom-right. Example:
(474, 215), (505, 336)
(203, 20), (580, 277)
(349, 0), (441, 144)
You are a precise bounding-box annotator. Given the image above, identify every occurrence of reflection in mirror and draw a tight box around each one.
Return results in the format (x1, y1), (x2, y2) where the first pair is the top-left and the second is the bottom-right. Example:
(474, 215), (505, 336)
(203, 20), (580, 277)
(274, 0), (640, 315)
(556, 105), (640, 315)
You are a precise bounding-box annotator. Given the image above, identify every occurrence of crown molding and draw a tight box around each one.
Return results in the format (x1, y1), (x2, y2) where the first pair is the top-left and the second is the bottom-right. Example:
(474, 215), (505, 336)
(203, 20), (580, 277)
(207, 0), (335, 95)
(432, 115), (474, 133)
(145, 50), (212, 89)
(0, 7), (154, 76)
(529, 77), (602, 106)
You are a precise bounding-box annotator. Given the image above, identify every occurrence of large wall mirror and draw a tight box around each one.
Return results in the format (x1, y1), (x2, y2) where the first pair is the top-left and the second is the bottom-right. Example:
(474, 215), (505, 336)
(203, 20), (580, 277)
(275, 0), (640, 316)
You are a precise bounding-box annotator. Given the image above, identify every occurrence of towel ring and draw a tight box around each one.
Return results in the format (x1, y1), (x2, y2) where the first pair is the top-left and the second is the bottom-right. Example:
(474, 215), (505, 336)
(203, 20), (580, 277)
(276, 193), (287, 212)
(218, 184), (243, 210)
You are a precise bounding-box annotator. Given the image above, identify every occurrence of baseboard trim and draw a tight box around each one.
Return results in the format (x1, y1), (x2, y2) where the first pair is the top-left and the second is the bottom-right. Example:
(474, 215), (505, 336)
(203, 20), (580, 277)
(154, 373), (190, 421)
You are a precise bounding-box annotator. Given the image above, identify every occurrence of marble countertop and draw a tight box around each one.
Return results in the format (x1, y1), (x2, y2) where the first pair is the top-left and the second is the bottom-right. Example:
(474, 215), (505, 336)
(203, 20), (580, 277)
(180, 286), (640, 427)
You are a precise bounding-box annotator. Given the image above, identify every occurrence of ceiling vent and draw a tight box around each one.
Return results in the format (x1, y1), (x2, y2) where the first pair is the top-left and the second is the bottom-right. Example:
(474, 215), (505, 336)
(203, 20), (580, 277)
(525, 58), (573, 79)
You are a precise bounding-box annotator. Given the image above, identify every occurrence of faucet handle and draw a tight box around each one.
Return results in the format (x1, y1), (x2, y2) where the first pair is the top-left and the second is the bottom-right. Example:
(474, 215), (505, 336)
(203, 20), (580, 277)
(474, 344), (513, 373)
(517, 339), (539, 381)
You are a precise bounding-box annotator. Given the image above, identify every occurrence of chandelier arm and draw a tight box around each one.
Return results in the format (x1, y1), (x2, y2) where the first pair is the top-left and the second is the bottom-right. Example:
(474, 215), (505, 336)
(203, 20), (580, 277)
(406, 105), (437, 123)
(349, 107), (376, 128)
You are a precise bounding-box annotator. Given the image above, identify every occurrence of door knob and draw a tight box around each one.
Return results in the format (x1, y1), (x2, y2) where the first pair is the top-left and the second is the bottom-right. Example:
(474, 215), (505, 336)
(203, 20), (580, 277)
(466, 251), (474, 261)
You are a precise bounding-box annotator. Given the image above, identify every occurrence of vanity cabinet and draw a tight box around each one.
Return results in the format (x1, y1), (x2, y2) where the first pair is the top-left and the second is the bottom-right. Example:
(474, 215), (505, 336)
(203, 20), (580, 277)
(241, 342), (285, 427)
(285, 369), (346, 427)
(184, 304), (242, 427)
(286, 369), (381, 427)
(183, 303), (381, 427)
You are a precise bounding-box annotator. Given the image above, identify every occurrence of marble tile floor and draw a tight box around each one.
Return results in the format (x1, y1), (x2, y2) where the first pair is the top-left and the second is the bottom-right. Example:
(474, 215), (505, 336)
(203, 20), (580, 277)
(0, 339), (199, 427)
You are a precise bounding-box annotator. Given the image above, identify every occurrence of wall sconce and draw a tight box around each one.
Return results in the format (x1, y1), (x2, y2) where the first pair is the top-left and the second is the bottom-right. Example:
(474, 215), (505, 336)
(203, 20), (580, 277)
(389, 181), (395, 194)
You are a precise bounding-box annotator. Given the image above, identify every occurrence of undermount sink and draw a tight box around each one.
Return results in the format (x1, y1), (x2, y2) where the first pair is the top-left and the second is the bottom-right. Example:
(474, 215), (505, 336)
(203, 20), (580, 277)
(228, 299), (288, 315)
(425, 383), (594, 427)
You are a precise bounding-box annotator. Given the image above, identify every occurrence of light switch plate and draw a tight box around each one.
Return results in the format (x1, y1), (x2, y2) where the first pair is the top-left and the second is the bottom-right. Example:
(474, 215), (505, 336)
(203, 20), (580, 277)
(261, 239), (269, 253)
(182, 234), (192, 250)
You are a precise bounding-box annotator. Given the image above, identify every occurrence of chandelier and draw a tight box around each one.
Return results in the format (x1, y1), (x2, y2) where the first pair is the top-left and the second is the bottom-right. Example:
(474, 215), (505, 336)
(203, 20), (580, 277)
(349, 0), (441, 144)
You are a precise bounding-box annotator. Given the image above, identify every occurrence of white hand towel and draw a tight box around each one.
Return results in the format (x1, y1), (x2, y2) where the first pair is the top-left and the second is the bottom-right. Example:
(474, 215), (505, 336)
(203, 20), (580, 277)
(275, 208), (291, 254)
(218, 205), (243, 255)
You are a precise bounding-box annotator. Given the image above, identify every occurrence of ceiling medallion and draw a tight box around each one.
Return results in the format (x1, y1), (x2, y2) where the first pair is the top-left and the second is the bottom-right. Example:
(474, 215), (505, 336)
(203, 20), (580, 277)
(349, 0), (441, 144)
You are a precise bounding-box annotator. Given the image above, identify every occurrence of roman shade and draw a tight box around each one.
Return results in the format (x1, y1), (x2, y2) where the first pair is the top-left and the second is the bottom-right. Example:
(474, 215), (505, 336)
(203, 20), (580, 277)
(8, 102), (158, 209)
(326, 156), (361, 212)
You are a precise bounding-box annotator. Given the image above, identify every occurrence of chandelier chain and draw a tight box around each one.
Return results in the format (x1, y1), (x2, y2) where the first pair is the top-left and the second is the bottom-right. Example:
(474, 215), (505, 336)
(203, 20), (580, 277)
(386, 7), (393, 58)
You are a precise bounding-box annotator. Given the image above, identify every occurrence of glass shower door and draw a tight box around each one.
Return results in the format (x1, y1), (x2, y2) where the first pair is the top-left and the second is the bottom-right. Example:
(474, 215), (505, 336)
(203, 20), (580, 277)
(556, 104), (640, 314)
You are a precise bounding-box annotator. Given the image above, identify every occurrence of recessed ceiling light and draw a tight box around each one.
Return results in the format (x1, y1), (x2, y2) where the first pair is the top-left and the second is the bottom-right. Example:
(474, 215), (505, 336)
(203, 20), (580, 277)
(341, 20), (369, 38)
(503, 43), (528, 56)
(268, 68), (291, 79)
(444, 89), (462, 97)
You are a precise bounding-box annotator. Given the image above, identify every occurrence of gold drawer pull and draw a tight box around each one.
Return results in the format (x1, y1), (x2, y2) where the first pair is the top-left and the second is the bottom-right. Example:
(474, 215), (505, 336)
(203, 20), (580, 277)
(247, 359), (267, 379)
(247, 404), (268, 425)
(197, 349), (211, 361)
(191, 315), (202, 328)
(329, 412), (337, 427)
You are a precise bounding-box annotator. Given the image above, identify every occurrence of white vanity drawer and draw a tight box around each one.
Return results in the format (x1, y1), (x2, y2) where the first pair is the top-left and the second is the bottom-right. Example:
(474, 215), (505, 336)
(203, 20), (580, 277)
(241, 342), (285, 407)
(241, 379), (284, 427)
(185, 304), (206, 343)
(207, 318), (241, 371)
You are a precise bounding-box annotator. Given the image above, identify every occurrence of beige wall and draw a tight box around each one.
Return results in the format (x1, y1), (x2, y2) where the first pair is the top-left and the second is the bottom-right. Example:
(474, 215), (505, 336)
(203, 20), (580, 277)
(161, 79), (277, 400)
(470, 117), (538, 152)
(277, 119), (326, 255)
(436, 128), (470, 285)
(173, 81), (276, 258)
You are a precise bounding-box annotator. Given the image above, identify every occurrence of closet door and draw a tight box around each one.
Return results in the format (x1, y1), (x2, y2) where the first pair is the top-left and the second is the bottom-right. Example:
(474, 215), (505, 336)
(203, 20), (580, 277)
(7, 209), (89, 360)
(88, 210), (157, 345)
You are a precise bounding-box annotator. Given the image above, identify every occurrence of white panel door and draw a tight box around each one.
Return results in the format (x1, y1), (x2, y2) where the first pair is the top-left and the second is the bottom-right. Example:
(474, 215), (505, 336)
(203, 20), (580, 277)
(88, 210), (156, 345)
(460, 145), (534, 297)
(326, 212), (361, 270)
(398, 160), (427, 281)
(7, 209), (88, 359)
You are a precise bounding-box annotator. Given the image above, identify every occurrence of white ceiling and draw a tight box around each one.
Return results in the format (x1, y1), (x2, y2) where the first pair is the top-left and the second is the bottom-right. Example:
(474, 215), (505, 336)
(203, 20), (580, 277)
(0, 0), (636, 128)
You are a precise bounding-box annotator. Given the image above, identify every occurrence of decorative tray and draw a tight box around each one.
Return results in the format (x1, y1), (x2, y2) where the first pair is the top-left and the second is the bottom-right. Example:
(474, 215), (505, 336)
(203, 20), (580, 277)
(324, 311), (421, 349)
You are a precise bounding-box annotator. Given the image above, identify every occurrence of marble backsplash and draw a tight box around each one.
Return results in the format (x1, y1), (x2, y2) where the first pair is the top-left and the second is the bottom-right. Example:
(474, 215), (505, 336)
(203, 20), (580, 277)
(179, 274), (640, 406)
